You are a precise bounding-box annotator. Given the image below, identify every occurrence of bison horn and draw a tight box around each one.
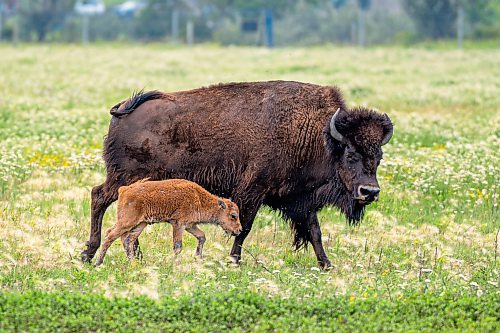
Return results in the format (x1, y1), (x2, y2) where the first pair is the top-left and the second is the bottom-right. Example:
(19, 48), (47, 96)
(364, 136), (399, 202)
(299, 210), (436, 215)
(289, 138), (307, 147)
(381, 113), (393, 146)
(329, 108), (345, 142)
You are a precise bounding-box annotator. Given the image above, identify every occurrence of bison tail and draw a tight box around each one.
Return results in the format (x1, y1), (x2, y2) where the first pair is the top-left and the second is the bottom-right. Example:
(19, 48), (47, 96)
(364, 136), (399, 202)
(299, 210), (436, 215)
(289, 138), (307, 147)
(110, 90), (174, 118)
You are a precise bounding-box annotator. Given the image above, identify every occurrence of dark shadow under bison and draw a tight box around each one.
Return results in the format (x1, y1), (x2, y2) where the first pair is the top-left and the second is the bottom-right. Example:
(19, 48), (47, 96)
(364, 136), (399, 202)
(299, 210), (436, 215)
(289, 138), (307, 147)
(81, 80), (393, 268)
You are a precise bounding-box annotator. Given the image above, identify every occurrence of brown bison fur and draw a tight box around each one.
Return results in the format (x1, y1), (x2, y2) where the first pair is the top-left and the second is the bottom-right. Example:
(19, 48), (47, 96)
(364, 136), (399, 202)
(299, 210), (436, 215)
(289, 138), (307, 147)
(94, 179), (241, 266)
(83, 80), (393, 269)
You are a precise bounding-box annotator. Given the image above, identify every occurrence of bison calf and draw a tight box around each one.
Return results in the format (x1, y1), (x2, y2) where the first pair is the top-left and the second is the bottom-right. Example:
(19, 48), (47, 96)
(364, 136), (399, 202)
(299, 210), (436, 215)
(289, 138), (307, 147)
(95, 179), (242, 265)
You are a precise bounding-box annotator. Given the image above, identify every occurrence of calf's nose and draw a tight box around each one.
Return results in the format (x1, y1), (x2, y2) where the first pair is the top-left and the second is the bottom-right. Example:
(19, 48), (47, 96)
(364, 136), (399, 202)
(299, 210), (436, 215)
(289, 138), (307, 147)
(358, 185), (380, 202)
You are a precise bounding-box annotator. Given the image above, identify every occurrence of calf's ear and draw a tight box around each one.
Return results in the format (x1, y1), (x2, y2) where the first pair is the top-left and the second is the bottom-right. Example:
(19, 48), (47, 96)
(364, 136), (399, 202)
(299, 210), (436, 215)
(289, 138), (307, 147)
(218, 199), (227, 209)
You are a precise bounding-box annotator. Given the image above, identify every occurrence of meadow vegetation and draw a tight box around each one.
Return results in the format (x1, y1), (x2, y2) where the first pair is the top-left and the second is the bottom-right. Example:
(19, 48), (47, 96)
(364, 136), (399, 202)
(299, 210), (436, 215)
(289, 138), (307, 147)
(0, 44), (498, 331)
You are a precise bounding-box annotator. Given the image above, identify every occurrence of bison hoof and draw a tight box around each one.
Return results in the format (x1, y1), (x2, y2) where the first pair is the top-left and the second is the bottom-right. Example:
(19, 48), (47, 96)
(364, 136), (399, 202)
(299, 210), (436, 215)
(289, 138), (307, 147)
(81, 250), (94, 263)
(229, 255), (240, 265)
(319, 259), (333, 270)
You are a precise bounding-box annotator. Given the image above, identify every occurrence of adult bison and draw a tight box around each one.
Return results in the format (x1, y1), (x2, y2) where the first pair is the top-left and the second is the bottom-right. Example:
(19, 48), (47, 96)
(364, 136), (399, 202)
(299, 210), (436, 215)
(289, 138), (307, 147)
(82, 80), (393, 268)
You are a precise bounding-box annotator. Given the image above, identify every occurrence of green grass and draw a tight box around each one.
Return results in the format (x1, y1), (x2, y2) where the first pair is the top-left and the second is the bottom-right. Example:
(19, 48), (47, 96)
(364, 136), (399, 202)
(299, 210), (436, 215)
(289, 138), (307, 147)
(0, 44), (498, 330)
(1, 290), (499, 332)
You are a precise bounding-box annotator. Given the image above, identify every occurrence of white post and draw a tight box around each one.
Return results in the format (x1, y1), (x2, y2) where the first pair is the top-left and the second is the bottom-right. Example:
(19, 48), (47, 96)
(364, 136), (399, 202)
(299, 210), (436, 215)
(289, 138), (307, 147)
(186, 19), (194, 46)
(13, 16), (18, 45)
(82, 15), (89, 44)
(357, 7), (365, 47)
(171, 8), (179, 43)
(351, 21), (356, 45)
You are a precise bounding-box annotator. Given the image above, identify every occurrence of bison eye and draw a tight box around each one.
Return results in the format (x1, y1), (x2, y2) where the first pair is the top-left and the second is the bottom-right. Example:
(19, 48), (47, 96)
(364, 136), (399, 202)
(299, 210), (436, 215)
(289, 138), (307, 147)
(231, 213), (238, 220)
(346, 152), (360, 163)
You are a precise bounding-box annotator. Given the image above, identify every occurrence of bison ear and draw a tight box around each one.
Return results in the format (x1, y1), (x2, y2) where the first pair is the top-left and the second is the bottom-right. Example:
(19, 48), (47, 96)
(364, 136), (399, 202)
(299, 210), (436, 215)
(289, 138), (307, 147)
(329, 108), (346, 142)
(381, 113), (393, 146)
(218, 199), (227, 210)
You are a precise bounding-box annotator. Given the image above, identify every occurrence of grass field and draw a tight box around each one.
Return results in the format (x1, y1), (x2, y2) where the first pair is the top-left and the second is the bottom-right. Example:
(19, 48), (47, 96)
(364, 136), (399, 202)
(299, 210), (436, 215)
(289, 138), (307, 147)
(0, 44), (498, 331)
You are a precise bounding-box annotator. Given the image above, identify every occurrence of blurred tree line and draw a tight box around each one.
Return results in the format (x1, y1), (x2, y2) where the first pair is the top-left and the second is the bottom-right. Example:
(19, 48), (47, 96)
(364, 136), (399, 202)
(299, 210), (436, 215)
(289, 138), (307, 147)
(0, 0), (498, 44)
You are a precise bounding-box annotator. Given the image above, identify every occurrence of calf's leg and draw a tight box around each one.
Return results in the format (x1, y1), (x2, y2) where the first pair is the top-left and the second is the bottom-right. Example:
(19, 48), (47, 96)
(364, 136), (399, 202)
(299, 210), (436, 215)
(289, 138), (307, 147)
(121, 232), (141, 260)
(172, 224), (186, 255)
(121, 233), (131, 257)
(95, 225), (124, 266)
(186, 225), (206, 257)
(121, 234), (143, 261)
(125, 223), (147, 262)
(82, 180), (142, 263)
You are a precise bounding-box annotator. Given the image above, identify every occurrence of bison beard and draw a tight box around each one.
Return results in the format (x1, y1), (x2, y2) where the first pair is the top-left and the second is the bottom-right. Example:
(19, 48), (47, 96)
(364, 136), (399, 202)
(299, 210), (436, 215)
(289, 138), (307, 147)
(82, 81), (393, 269)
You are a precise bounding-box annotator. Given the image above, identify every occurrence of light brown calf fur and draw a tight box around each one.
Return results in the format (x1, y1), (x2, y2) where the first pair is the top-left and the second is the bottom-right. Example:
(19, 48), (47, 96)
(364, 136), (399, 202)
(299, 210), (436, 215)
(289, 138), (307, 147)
(95, 179), (242, 265)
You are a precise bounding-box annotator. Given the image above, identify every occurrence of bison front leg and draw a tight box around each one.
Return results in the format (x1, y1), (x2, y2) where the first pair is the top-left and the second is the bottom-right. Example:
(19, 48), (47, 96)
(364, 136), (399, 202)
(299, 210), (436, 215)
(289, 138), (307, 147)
(82, 183), (117, 263)
(227, 177), (267, 264)
(229, 203), (261, 264)
(307, 213), (332, 269)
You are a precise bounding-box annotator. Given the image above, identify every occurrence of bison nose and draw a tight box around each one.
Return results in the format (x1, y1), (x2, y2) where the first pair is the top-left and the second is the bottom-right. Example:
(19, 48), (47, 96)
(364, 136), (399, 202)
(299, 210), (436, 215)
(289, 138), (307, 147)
(358, 185), (380, 202)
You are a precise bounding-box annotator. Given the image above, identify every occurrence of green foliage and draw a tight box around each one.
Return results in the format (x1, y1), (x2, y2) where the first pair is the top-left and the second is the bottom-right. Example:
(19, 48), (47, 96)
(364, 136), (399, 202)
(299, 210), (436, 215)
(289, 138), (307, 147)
(18, 0), (75, 42)
(402, 0), (500, 40)
(465, 0), (500, 39)
(133, 0), (173, 40)
(402, 0), (457, 39)
(0, 290), (498, 332)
